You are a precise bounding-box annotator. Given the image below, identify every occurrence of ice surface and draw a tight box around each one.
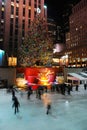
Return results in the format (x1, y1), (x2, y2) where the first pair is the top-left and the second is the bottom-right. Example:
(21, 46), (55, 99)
(0, 85), (87, 130)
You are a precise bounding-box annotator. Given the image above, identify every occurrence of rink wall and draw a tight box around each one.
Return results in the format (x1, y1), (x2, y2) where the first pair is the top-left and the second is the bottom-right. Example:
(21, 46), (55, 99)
(0, 68), (16, 87)
(64, 67), (83, 81)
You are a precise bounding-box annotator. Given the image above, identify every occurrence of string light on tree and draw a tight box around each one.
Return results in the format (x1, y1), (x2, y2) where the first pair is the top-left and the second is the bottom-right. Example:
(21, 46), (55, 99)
(18, 15), (53, 67)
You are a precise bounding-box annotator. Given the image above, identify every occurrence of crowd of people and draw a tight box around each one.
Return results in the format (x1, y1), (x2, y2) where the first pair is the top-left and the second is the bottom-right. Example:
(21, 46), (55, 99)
(9, 82), (87, 115)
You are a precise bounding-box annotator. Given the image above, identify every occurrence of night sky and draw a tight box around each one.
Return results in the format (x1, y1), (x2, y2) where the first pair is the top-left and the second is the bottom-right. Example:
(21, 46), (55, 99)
(45, 0), (81, 24)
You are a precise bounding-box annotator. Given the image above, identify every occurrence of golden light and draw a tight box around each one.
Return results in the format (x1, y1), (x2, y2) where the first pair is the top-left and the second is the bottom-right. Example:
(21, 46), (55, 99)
(16, 78), (28, 89)
(56, 76), (64, 84)
(38, 68), (54, 86)
(40, 77), (49, 86)
(8, 57), (17, 66)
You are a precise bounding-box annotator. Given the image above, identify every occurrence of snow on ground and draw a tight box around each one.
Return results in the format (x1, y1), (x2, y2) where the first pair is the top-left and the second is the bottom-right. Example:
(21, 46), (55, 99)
(0, 85), (87, 130)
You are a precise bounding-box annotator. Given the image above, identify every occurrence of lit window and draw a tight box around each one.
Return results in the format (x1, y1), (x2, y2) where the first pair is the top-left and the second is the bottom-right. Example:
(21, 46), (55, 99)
(0, 39), (3, 41)
(11, 2), (14, 6)
(1, 20), (4, 23)
(2, 7), (4, 11)
(11, 15), (14, 18)
(2, 2), (4, 5)
(80, 25), (82, 29)
(76, 28), (78, 31)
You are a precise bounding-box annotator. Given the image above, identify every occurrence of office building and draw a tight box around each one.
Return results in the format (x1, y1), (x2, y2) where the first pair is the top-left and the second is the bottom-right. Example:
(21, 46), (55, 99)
(0, 0), (47, 57)
(67, 0), (87, 67)
(54, 0), (87, 67)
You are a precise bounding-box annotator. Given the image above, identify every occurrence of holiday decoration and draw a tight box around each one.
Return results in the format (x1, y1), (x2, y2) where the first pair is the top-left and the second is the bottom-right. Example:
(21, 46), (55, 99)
(18, 15), (53, 66)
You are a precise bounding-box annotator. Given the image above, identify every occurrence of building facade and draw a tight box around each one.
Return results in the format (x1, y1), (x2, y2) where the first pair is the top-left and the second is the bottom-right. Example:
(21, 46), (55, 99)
(67, 0), (87, 67)
(54, 0), (87, 67)
(47, 18), (56, 43)
(0, 0), (47, 57)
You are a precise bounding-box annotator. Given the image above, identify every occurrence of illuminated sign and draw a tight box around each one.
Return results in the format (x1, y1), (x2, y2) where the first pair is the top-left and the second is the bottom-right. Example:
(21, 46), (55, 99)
(0, 49), (5, 66)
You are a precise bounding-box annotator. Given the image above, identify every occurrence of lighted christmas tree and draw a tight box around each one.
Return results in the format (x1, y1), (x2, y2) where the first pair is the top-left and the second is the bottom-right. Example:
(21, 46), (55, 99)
(18, 15), (53, 67)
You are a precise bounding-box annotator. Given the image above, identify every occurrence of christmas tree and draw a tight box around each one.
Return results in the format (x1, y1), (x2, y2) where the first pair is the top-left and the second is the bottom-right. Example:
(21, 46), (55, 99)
(18, 15), (53, 67)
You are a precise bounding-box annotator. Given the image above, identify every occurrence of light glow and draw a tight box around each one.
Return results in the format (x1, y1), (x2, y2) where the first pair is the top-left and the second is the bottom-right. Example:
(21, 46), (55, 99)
(0, 49), (5, 66)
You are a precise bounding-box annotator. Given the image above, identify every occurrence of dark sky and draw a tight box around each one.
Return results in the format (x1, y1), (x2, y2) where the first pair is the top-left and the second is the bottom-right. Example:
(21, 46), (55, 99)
(45, 0), (81, 24)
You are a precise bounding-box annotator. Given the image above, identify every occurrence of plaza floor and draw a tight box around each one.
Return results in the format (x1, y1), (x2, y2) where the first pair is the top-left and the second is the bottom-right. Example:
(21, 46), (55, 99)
(0, 85), (87, 130)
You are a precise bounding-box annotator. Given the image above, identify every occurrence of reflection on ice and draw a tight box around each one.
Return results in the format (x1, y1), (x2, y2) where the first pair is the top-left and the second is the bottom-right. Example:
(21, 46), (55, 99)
(65, 100), (69, 106)
(0, 86), (87, 130)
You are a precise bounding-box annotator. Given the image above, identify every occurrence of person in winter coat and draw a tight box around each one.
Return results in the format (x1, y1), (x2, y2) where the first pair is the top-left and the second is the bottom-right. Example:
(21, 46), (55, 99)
(46, 103), (51, 115)
(12, 96), (20, 114)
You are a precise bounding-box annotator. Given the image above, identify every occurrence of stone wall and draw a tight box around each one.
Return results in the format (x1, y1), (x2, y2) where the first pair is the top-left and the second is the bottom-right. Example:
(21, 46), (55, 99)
(0, 68), (16, 87)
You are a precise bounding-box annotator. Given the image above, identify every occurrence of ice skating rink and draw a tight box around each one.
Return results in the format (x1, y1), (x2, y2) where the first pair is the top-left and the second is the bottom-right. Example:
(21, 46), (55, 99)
(0, 86), (87, 130)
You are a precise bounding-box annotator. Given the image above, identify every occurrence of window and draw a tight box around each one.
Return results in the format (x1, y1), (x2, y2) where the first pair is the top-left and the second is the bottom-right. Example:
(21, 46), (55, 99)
(15, 18), (18, 28)
(10, 18), (14, 24)
(10, 24), (13, 36)
(16, 0), (19, 3)
(22, 20), (25, 29)
(1, 11), (4, 19)
(16, 7), (19, 16)
(28, 19), (31, 27)
(28, 9), (31, 18)
(11, 5), (14, 14)
(1, 7), (4, 11)
(29, 0), (31, 6)
(14, 42), (18, 49)
(34, 11), (37, 17)
(9, 37), (13, 49)
(34, 3), (37, 8)
(15, 29), (18, 35)
(23, 8), (25, 16)
(22, 30), (25, 37)
(38, 5), (41, 9)
(34, 0), (37, 8)
(38, 0), (41, 4)
(23, 0), (25, 4)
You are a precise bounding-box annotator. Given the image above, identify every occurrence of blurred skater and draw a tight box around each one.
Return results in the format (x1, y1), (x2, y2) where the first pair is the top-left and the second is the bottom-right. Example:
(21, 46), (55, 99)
(46, 103), (51, 115)
(84, 84), (87, 90)
(27, 89), (31, 99)
(41, 93), (52, 115)
(12, 88), (15, 100)
(12, 96), (20, 114)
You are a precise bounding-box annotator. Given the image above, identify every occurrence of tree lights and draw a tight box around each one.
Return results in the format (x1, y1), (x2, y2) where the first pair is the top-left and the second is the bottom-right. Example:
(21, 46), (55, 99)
(18, 15), (53, 67)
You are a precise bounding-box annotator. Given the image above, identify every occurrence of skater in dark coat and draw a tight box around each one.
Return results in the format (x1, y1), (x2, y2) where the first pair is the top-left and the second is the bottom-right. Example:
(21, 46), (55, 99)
(27, 90), (31, 99)
(46, 103), (51, 115)
(12, 96), (20, 114)
(12, 89), (15, 100)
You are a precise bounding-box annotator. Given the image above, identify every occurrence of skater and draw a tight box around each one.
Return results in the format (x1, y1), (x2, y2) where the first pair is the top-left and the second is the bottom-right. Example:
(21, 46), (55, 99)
(12, 88), (15, 100)
(38, 89), (41, 99)
(12, 86), (18, 100)
(36, 89), (41, 99)
(41, 93), (52, 115)
(67, 84), (71, 95)
(27, 89), (31, 99)
(27, 86), (33, 99)
(46, 103), (51, 115)
(76, 84), (79, 91)
(12, 96), (20, 114)
(84, 84), (87, 90)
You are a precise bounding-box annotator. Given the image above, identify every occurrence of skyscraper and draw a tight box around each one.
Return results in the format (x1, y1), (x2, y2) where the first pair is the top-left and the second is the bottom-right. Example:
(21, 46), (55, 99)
(67, 0), (87, 67)
(0, 0), (47, 57)
(53, 0), (87, 67)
